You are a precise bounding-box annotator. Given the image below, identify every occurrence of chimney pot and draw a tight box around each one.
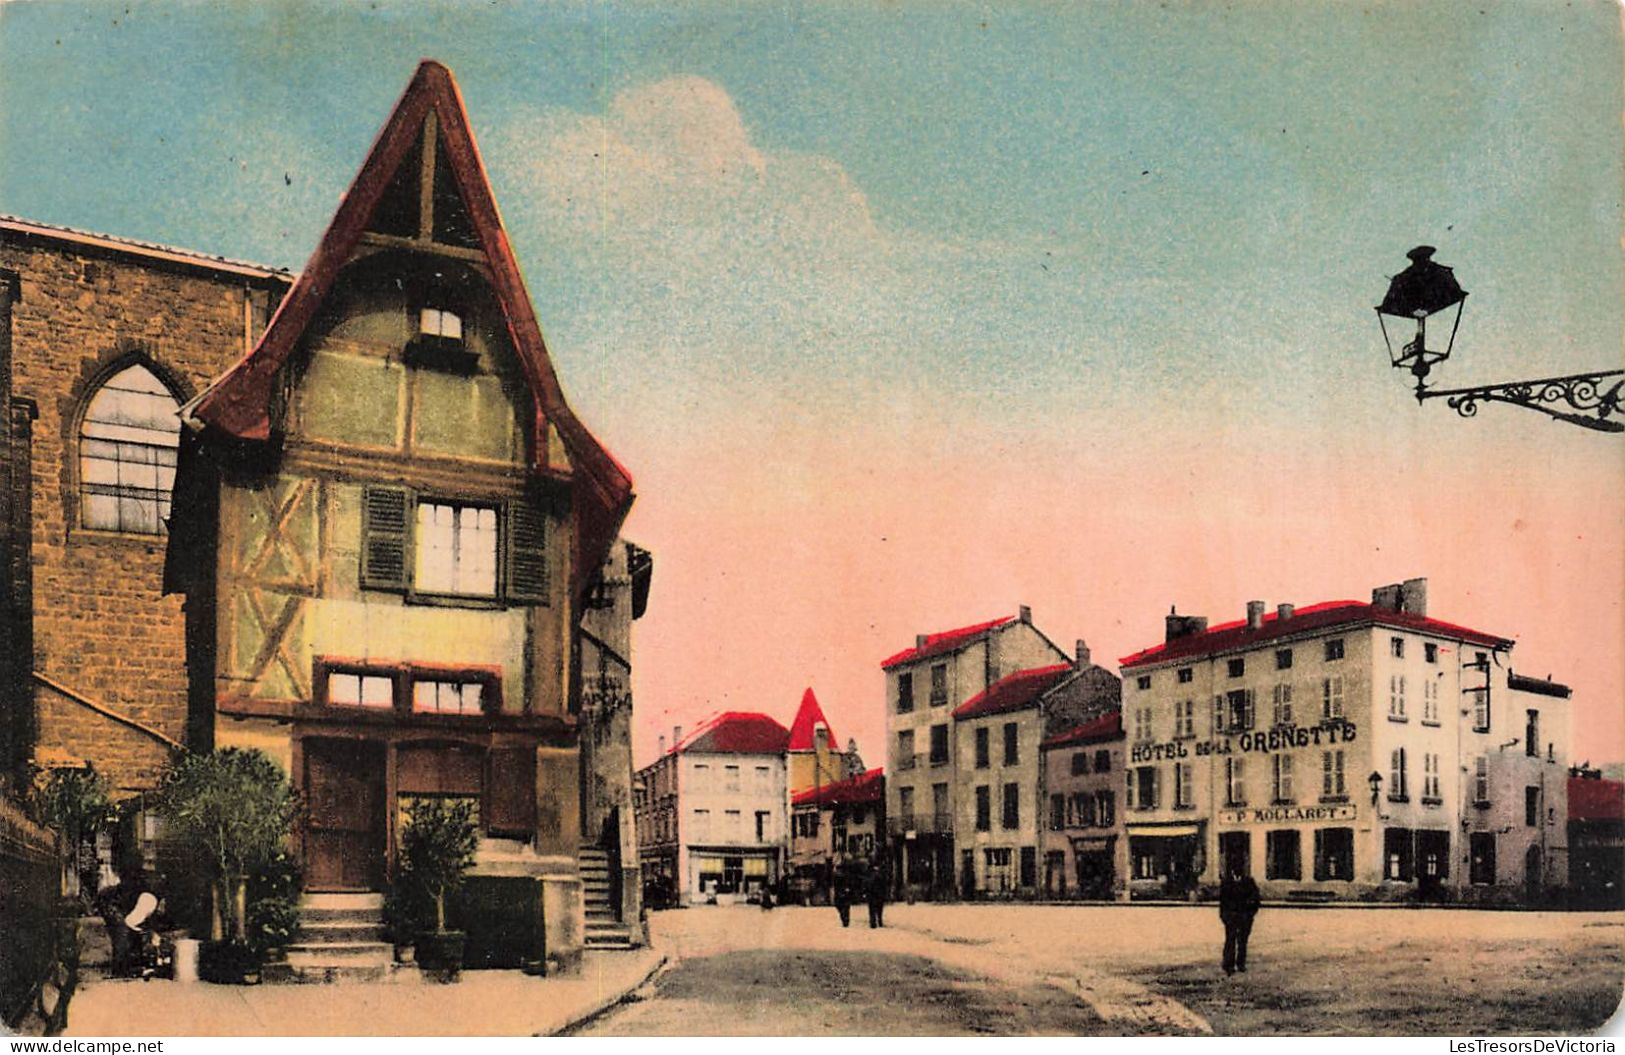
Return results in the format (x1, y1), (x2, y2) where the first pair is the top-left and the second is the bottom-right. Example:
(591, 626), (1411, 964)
(1277, 603), (1295, 622)
(1246, 600), (1266, 631)
(1075, 639), (1091, 667)
(1400, 577), (1428, 616)
(916, 634), (930, 649)
(658, 734), (666, 755)
(673, 725), (682, 748)
(1019, 605), (1032, 624)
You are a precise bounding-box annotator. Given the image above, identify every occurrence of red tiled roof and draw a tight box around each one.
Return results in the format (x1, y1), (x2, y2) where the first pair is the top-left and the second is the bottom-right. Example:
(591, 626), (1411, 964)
(792, 768), (884, 808)
(787, 688), (837, 752)
(1119, 601), (1512, 670)
(882, 615), (1017, 669)
(952, 663), (1074, 721)
(187, 62), (633, 609)
(1569, 778), (1625, 823)
(671, 712), (790, 756)
(1042, 710), (1124, 749)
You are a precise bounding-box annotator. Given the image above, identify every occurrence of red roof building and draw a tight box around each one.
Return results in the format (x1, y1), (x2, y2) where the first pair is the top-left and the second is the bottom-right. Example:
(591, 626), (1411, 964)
(1119, 600), (1511, 670)
(953, 663), (1075, 721)
(881, 615), (1017, 669)
(1570, 776), (1625, 823)
(793, 767), (885, 808)
(670, 711), (791, 756)
(1042, 709), (1123, 750)
(787, 688), (837, 752)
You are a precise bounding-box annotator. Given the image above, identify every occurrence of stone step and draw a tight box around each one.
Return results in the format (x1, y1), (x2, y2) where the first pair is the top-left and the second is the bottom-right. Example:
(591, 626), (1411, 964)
(301, 892), (384, 912)
(284, 963), (391, 984)
(287, 941), (393, 965)
(300, 921), (385, 943)
(300, 905), (386, 925)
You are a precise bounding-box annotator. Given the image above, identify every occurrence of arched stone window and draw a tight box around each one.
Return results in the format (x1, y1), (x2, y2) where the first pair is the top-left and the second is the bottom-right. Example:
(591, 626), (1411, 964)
(79, 363), (182, 534)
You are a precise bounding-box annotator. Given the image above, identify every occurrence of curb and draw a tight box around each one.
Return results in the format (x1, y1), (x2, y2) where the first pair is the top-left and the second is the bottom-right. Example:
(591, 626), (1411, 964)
(542, 952), (671, 1036)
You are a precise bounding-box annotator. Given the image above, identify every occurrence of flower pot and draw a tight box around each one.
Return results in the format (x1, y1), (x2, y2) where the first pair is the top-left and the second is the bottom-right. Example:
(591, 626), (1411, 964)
(198, 939), (262, 985)
(415, 930), (465, 982)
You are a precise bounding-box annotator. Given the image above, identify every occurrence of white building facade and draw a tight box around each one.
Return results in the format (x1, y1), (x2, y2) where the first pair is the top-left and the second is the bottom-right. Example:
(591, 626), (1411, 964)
(1117, 579), (1570, 903)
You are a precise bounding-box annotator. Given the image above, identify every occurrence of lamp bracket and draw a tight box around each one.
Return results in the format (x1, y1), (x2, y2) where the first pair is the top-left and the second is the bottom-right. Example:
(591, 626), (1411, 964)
(1416, 369), (1625, 433)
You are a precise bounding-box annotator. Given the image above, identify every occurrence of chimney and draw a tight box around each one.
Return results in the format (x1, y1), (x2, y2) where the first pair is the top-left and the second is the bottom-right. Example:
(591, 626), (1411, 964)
(916, 634), (930, 649)
(1399, 577), (1428, 616)
(1277, 603), (1295, 622)
(1246, 601), (1266, 631)
(1019, 605), (1032, 624)
(658, 734), (666, 756)
(815, 727), (829, 752)
(1075, 639), (1091, 667)
(1372, 583), (1402, 611)
(673, 725), (682, 749)
(1165, 607), (1209, 643)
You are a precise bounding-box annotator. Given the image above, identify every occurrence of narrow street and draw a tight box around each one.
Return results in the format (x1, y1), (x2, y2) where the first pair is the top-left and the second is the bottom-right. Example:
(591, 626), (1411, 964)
(574, 904), (1625, 1036)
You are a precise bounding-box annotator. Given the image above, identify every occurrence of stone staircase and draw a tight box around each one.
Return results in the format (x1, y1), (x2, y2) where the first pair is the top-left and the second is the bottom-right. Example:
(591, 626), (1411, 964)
(283, 893), (392, 983)
(580, 845), (633, 950)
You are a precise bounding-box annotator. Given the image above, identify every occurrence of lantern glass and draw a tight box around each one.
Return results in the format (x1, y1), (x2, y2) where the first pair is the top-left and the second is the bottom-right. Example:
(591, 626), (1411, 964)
(1376, 246), (1467, 381)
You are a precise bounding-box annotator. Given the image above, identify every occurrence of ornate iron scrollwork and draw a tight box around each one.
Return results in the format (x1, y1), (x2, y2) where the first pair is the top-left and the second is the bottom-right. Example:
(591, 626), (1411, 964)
(1424, 370), (1625, 433)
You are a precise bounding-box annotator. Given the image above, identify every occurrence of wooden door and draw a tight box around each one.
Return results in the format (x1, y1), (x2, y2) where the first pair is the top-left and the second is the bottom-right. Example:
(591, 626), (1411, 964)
(303, 738), (386, 891)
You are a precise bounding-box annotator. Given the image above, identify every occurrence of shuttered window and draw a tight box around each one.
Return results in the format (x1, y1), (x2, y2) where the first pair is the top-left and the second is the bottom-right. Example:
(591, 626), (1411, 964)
(362, 486), (411, 591)
(360, 485), (550, 605)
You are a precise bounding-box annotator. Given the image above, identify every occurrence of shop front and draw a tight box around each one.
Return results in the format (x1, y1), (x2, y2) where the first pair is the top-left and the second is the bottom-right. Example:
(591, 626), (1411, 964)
(1126, 822), (1204, 900)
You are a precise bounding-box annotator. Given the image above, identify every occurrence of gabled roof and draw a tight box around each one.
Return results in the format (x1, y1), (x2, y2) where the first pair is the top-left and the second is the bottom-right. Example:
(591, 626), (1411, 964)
(882, 615), (1017, 670)
(1042, 710), (1123, 749)
(1569, 778), (1625, 823)
(952, 663), (1074, 721)
(787, 688), (837, 752)
(793, 768), (884, 808)
(186, 61), (633, 602)
(1, 214), (292, 283)
(1119, 601), (1512, 670)
(672, 712), (790, 756)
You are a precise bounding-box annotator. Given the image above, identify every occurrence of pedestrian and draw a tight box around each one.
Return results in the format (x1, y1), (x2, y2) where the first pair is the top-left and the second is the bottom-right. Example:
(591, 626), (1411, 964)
(865, 857), (887, 928)
(1218, 868), (1261, 975)
(95, 864), (158, 978)
(833, 858), (852, 927)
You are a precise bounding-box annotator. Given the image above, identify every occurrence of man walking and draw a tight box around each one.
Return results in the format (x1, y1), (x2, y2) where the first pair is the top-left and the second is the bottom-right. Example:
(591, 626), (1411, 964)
(865, 856), (887, 928)
(833, 857), (853, 927)
(1218, 868), (1261, 975)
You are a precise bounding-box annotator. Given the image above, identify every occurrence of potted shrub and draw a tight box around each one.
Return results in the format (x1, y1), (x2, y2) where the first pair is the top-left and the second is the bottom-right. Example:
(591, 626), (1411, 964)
(155, 749), (297, 985)
(31, 765), (114, 904)
(397, 797), (477, 982)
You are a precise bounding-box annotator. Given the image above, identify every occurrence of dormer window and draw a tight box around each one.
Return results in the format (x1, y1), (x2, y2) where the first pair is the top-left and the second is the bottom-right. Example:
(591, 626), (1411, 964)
(405, 301), (476, 372)
(419, 306), (463, 341)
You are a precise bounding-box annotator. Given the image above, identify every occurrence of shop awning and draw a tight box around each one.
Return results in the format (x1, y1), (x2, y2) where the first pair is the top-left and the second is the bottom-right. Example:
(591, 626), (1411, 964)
(1126, 825), (1201, 838)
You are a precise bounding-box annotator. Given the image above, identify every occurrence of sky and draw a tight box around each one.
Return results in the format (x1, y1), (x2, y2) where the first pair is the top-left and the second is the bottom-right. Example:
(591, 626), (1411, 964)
(2, 0), (1621, 769)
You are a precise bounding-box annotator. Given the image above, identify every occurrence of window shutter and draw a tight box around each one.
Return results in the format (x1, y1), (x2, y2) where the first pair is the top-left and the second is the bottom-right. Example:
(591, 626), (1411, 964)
(1213, 695), (1225, 734)
(1313, 829), (1327, 881)
(505, 500), (549, 603)
(361, 485), (411, 592)
(1244, 689), (1256, 729)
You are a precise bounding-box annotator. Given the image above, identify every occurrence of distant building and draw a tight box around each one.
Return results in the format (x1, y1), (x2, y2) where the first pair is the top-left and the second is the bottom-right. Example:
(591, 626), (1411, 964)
(884, 606), (1106, 899)
(632, 712), (789, 905)
(1568, 768), (1623, 907)
(951, 647), (1120, 897)
(789, 767), (885, 902)
(1117, 578), (1572, 902)
(1041, 710), (1126, 900)
(786, 687), (847, 800)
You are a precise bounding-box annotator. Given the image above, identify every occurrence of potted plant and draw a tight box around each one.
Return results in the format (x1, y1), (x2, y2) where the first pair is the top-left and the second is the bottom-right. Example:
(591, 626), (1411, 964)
(397, 797), (477, 982)
(31, 765), (114, 904)
(155, 748), (297, 985)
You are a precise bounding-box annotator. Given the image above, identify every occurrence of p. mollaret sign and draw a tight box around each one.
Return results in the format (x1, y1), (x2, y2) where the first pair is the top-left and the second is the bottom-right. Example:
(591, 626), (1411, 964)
(1130, 720), (1357, 764)
(1220, 803), (1358, 825)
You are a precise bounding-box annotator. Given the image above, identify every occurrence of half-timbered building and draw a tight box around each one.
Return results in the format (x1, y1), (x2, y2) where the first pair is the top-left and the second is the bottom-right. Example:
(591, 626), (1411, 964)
(164, 61), (640, 967)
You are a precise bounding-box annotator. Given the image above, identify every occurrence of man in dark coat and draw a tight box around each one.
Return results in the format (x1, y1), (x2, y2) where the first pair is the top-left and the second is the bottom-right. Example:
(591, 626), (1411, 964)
(833, 858), (853, 927)
(864, 856), (887, 928)
(95, 866), (157, 978)
(1218, 869), (1262, 975)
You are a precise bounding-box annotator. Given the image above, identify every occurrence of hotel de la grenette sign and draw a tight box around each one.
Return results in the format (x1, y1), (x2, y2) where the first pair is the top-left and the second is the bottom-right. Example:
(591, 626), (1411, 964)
(1129, 719), (1358, 765)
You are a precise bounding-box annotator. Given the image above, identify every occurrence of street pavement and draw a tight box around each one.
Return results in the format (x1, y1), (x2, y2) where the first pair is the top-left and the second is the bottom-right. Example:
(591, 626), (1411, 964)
(581, 903), (1625, 1036)
(63, 947), (665, 1037)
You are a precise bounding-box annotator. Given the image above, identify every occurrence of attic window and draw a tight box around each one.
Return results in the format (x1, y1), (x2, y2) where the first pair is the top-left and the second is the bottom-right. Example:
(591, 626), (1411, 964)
(419, 307), (463, 341)
(405, 302), (476, 372)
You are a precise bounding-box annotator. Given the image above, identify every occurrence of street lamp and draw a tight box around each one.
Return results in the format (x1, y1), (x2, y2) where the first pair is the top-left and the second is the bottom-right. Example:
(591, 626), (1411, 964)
(1368, 770), (1384, 806)
(1376, 246), (1624, 432)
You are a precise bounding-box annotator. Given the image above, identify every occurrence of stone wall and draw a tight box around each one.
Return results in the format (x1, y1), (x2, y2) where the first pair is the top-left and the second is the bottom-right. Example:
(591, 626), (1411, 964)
(0, 229), (286, 791)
